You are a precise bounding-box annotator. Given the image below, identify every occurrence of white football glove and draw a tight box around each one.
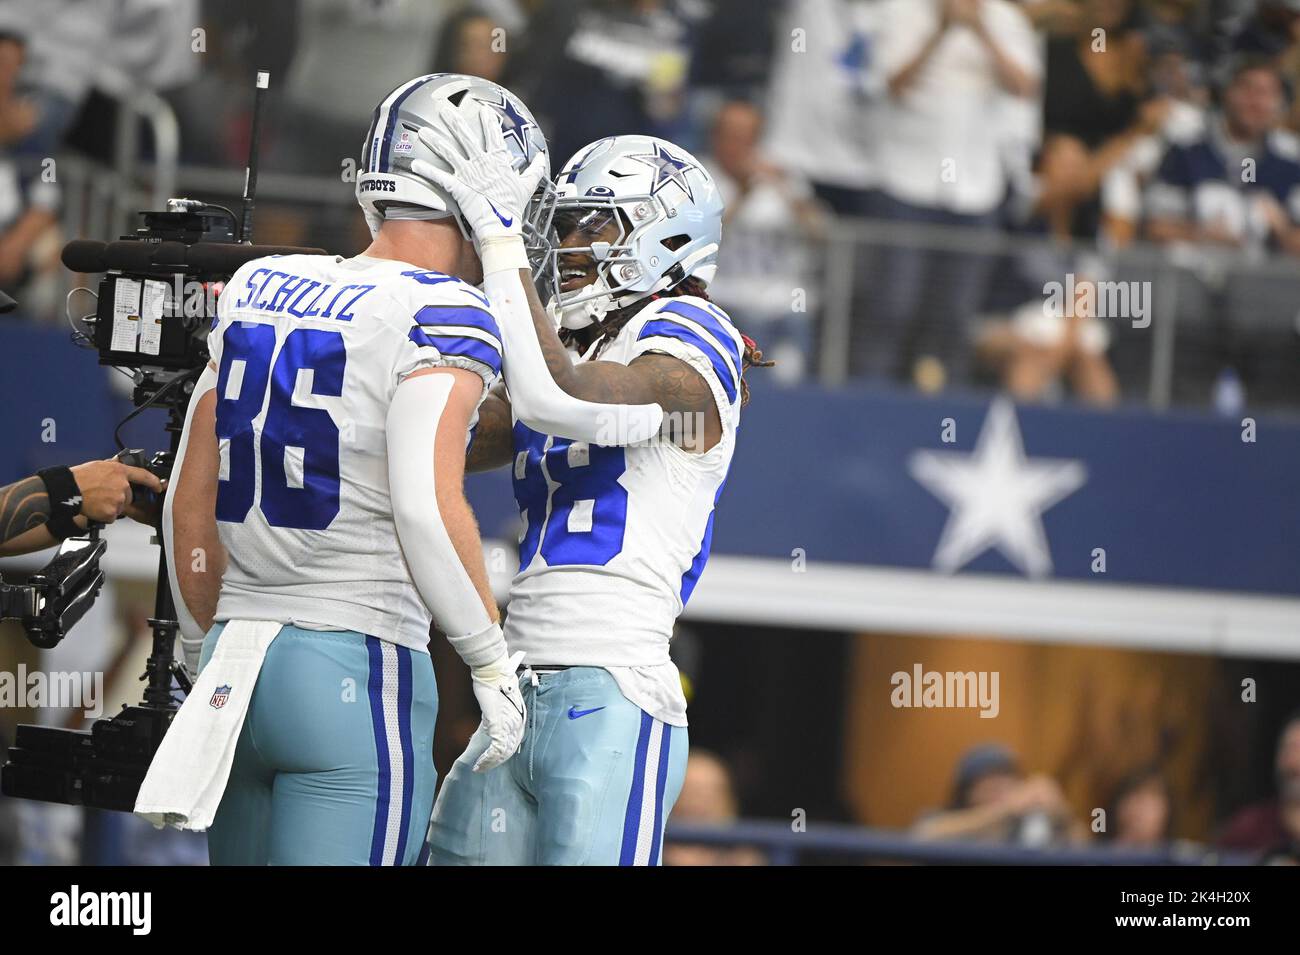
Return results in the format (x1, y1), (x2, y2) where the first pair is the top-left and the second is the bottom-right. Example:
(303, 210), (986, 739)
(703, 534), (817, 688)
(470, 648), (528, 772)
(413, 101), (548, 250)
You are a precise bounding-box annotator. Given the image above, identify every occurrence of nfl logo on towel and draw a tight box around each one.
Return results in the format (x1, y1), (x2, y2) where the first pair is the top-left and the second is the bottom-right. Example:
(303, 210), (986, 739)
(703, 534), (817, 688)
(210, 684), (232, 709)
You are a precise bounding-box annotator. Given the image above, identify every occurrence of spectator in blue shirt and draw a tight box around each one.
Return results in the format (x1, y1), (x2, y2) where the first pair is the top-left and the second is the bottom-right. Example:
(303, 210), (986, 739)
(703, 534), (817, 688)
(1145, 55), (1300, 256)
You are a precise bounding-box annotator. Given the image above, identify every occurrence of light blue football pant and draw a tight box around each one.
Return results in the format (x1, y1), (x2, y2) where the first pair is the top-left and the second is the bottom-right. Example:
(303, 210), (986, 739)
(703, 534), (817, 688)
(200, 623), (437, 866)
(428, 666), (688, 865)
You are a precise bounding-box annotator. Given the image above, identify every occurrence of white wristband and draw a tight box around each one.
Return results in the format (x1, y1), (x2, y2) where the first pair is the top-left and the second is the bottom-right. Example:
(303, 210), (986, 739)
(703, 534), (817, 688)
(449, 621), (509, 671)
(479, 234), (530, 276)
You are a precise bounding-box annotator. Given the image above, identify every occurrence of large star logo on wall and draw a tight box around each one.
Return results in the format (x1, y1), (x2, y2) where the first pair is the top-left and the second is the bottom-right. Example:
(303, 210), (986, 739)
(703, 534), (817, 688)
(629, 143), (697, 201)
(908, 399), (1088, 578)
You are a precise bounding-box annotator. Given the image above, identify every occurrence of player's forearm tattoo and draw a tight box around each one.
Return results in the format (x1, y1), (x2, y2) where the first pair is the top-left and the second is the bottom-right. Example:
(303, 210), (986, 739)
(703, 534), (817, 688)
(632, 353), (715, 416)
(466, 392), (515, 473)
(0, 476), (50, 545)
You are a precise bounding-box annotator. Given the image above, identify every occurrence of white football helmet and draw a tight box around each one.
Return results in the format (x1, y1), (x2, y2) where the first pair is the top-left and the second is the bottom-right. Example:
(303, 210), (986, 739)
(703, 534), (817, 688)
(544, 135), (724, 329)
(357, 73), (554, 261)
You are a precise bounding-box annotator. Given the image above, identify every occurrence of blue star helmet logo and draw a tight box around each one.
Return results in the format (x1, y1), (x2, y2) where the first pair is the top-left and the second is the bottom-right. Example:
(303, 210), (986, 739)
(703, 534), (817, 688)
(629, 143), (698, 201)
(487, 92), (537, 159)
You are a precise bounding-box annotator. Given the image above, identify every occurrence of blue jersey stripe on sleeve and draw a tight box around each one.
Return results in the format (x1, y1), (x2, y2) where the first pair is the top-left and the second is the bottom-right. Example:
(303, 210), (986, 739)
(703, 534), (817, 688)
(638, 320), (739, 403)
(408, 328), (503, 377)
(681, 480), (726, 605)
(414, 304), (501, 339)
(657, 300), (742, 371)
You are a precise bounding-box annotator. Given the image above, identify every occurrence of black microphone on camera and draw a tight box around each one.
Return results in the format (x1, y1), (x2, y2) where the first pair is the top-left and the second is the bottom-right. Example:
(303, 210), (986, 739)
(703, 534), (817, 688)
(61, 238), (328, 276)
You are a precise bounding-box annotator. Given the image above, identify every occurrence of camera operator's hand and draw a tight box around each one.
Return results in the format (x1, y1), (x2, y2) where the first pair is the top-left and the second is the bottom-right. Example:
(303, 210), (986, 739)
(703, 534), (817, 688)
(71, 459), (164, 523)
(0, 458), (165, 557)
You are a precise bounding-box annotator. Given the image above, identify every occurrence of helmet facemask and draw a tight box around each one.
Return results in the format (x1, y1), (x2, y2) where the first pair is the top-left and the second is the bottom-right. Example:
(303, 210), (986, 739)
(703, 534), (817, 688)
(521, 176), (559, 272)
(542, 192), (677, 329)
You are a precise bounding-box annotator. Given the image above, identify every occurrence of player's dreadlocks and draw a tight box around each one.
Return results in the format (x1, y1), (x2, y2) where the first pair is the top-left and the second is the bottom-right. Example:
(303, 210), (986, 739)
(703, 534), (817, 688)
(562, 276), (774, 405)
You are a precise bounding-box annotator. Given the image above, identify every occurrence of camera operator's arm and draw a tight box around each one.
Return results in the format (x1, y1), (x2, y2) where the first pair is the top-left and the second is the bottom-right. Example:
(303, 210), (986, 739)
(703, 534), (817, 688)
(0, 476), (50, 556)
(0, 459), (163, 557)
(162, 365), (225, 670)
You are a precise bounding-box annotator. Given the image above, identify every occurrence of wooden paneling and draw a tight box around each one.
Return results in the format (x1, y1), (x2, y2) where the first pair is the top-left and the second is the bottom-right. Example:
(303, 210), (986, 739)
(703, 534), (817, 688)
(843, 632), (1217, 837)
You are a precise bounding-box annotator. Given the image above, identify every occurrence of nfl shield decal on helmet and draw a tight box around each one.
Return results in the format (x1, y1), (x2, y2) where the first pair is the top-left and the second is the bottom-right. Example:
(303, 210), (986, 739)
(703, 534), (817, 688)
(210, 684), (232, 710)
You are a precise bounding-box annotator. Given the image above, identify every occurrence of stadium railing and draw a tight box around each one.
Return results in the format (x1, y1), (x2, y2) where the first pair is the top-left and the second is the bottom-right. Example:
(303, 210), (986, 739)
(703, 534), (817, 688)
(813, 217), (1300, 411)
(664, 820), (1259, 866)
(54, 69), (180, 312)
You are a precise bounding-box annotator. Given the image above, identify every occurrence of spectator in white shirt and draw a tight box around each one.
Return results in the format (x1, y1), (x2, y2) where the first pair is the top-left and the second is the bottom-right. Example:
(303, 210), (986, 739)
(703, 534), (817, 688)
(861, 0), (1040, 384)
(763, 0), (884, 216)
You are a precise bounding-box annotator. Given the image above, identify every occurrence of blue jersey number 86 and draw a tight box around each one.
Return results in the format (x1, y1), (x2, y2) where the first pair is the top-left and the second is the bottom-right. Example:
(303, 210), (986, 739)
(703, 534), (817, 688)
(214, 325), (347, 530)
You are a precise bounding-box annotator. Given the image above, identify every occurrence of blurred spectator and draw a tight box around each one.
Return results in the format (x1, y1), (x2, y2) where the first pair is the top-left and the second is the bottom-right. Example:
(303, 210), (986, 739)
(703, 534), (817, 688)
(1037, 0), (1167, 241)
(1144, 55), (1300, 255)
(0, 0), (199, 163)
(0, 28), (36, 148)
(862, 0), (1040, 384)
(664, 749), (766, 865)
(688, 0), (779, 98)
(1106, 765), (1174, 847)
(978, 267), (1120, 406)
(763, 0), (882, 217)
(1143, 0), (1213, 59)
(513, 0), (697, 170)
(912, 743), (1086, 845)
(1100, 26), (1210, 245)
(435, 7), (509, 84)
(703, 100), (826, 383)
(1217, 708), (1300, 855)
(267, 0), (444, 175)
(0, 30), (58, 301)
(1227, 0), (1300, 60)
(1017, 0), (1104, 35)
(170, 0), (301, 168)
(1260, 774), (1300, 864)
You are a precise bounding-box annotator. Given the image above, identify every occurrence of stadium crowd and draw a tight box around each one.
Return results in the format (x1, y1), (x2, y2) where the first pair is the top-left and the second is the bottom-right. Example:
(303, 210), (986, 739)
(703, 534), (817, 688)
(4, 1), (1300, 408)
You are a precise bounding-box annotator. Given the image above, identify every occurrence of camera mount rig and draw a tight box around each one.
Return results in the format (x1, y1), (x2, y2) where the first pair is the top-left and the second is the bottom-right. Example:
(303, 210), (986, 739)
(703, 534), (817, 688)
(1, 70), (326, 812)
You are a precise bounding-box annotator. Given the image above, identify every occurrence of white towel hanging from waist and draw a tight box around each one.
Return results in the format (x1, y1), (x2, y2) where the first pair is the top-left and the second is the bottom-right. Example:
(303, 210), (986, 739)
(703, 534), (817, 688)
(134, 619), (282, 831)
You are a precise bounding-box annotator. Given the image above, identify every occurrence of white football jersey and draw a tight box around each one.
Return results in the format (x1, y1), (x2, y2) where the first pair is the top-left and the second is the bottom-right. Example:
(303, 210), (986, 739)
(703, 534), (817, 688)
(205, 253), (501, 653)
(503, 295), (744, 724)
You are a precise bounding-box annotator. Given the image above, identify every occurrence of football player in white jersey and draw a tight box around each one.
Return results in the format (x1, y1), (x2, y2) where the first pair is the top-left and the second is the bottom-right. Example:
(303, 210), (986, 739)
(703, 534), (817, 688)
(149, 74), (664, 865)
(417, 117), (769, 865)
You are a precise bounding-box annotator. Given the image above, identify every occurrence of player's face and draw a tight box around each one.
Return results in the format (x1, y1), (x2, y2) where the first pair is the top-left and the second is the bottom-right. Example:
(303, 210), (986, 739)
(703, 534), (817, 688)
(554, 206), (622, 293)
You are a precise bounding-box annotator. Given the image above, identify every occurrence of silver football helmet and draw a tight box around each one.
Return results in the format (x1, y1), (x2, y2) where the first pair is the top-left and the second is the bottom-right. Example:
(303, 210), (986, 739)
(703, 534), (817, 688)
(357, 73), (554, 261)
(544, 135), (724, 329)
